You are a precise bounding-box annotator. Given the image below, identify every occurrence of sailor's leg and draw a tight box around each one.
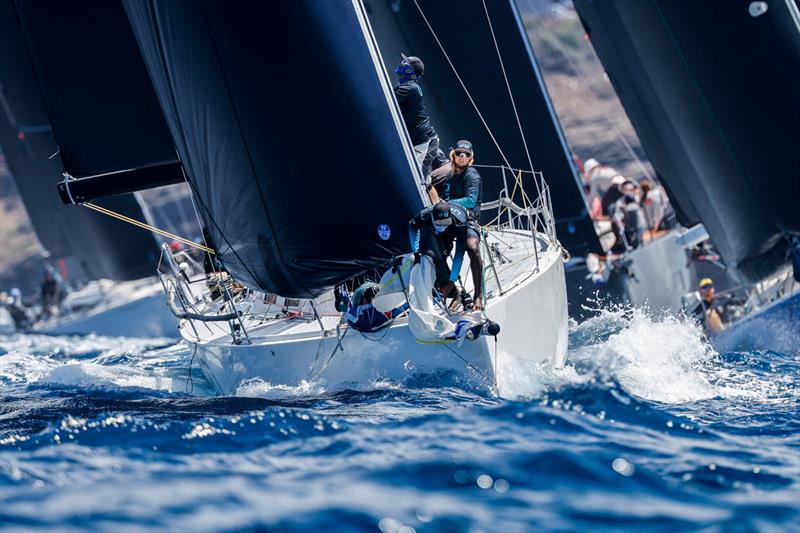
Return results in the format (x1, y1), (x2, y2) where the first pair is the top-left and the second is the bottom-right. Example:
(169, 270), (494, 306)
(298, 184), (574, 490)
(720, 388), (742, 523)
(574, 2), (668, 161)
(466, 232), (484, 311)
(420, 136), (440, 179)
(413, 139), (431, 172)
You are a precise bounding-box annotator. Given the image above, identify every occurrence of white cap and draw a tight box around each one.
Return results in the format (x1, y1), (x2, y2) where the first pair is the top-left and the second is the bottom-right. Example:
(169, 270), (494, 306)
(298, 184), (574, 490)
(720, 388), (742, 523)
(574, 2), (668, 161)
(584, 158), (600, 175)
(610, 174), (626, 186)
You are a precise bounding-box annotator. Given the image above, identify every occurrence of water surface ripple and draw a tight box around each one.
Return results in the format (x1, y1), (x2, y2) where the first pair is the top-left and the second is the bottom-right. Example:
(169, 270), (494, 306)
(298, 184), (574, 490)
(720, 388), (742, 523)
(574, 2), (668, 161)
(1, 310), (798, 531)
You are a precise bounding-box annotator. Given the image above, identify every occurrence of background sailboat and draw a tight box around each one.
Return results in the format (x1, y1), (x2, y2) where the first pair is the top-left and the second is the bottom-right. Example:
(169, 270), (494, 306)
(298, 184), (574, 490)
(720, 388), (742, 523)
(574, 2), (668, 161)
(0, 0), (183, 337)
(574, 0), (800, 350)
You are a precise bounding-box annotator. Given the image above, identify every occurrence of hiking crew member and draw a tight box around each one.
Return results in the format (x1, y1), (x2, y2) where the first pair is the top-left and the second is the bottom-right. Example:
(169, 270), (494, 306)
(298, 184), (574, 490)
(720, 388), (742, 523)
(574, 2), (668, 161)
(692, 278), (725, 334)
(611, 179), (646, 251)
(394, 54), (447, 179)
(434, 140), (484, 311)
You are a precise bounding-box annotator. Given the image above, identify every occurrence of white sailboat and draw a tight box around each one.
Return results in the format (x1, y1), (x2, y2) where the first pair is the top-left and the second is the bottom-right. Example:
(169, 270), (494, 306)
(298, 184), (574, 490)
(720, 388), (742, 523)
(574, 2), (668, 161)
(32, 277), (175, 338)
(0, 1), (193, 339)
(123, 0), (570, 396)
(160, 193), (567, 396)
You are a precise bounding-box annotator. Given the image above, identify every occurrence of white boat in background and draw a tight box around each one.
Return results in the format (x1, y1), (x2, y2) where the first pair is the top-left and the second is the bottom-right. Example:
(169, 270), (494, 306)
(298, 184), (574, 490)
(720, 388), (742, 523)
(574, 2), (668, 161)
(575, 0), (800, 351)
(34, 277), (176, 339)
(619, 224), (716, 314)
(1, 1), (185, 339)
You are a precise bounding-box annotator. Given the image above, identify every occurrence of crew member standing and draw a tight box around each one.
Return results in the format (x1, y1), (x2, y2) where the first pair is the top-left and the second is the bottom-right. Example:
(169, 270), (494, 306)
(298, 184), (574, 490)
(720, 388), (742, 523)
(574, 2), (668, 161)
(394, 54), (447, 179)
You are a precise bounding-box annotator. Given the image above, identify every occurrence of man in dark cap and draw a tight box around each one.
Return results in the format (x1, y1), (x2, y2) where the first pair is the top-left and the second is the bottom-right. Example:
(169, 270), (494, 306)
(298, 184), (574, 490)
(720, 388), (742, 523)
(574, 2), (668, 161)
(433, 140), (484, 310)
(394, 54), (447, 179)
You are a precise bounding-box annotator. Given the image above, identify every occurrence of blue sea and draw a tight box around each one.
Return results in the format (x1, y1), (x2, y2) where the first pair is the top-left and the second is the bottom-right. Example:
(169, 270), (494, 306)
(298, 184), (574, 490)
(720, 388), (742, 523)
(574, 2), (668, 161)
(1, 309), (798, 532)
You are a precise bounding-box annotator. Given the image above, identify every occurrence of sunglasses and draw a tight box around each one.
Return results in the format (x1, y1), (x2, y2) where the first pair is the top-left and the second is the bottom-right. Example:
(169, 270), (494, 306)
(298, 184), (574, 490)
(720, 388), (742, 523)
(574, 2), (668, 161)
(454, 151), (472, 158)
(700, 285), (714, 290)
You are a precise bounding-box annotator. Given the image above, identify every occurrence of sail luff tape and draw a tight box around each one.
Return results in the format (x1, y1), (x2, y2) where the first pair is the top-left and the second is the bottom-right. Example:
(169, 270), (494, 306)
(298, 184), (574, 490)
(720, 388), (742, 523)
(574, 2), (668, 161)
(83, 202), (215, 254)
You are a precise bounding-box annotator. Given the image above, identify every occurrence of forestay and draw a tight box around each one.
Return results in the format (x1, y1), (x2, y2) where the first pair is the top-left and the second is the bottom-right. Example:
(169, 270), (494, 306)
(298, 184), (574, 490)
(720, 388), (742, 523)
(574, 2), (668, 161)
(124, 0), (425, 298)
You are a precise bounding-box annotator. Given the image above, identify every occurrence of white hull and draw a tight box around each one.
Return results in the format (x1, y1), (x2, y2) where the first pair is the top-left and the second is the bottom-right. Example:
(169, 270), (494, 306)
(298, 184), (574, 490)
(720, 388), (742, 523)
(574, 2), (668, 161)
(624, 228), (693, 313)
(181, 230), (568, 397)
(0, 307), (14, 335)
(36, 277), (177, 338)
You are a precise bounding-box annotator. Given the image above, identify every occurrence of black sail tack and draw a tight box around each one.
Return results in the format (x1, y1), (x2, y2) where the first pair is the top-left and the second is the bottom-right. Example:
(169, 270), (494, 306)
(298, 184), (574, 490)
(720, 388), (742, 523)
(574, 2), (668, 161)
(124, 0), (425, 298)
(0, 0), (158, 281)
(366, 0), (602, 257)
(574, 0), (800, 281)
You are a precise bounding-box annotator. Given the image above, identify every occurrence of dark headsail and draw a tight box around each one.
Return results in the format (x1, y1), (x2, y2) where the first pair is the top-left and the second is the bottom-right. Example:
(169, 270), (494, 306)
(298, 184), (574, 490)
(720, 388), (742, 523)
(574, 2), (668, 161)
(11, 0), (183, 200)
(124, 0), (425, 298)
(366, 0), (602, 257)
(0, 0), (159, 281)
(574, 0), (800, 281)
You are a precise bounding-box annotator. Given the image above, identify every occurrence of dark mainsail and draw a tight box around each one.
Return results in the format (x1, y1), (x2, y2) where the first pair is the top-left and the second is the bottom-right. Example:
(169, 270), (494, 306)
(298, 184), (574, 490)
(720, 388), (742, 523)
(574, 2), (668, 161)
(11, 0), (183, 194)
(365, 0), (602, 257)
(0, 0), (158, 281)
(574, 0), (800, 281)
(124, 0), (426, 298)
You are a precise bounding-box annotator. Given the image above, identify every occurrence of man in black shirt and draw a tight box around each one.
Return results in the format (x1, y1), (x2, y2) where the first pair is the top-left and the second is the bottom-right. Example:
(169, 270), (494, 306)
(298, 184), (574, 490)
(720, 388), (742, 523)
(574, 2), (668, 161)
(394, 54), (447, 179)
(692, 278), (725, 334)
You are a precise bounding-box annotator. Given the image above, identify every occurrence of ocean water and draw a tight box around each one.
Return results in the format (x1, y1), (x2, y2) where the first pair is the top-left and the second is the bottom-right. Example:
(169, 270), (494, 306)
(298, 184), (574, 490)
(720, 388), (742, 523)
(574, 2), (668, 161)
(1, 310), (798, 532)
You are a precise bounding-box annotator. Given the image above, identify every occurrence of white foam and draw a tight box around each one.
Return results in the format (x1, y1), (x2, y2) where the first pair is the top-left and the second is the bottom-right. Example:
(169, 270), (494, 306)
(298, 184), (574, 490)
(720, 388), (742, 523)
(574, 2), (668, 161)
(42, 361), (178, 392)
(569, 308), (716, 403)
(0, 335), (192, 393)
(235, 378), (327, 399)
(497, 353), (582, 400)
(0, 352), (60, 383)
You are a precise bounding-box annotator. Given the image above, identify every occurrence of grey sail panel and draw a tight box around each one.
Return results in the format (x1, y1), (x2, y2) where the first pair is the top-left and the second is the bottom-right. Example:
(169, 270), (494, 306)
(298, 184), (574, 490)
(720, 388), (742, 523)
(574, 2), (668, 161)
(366, 0), (602, 256)
(124, 0), (424, 298)
(12, 0), (179, 180)
(574, 0), (800, 280)
(0, 1), (159, 281)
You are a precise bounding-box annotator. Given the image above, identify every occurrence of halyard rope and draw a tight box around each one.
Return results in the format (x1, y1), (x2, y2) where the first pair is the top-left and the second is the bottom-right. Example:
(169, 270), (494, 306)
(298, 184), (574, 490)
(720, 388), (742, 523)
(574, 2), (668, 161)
(83, 202), (215, 254)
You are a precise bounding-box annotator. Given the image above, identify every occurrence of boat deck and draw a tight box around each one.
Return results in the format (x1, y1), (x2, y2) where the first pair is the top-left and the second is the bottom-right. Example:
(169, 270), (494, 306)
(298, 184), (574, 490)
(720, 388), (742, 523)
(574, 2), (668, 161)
(180, 228), (557, 346)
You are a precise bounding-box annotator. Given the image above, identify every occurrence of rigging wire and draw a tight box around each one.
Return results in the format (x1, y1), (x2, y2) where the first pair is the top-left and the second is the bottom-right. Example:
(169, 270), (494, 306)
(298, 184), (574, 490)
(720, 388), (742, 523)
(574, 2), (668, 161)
(480, 0), (542, 199)
(412, 0), (513, 170)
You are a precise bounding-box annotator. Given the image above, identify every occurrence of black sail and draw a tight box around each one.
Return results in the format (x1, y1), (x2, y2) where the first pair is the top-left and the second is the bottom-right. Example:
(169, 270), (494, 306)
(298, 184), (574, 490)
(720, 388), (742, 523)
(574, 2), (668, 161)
(365, 0), (602, 257)
(124, 0), (425, 298)
(0, 1), (158, 281)
(11, 0), (180, 182)
(574, 0), (800, 281)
